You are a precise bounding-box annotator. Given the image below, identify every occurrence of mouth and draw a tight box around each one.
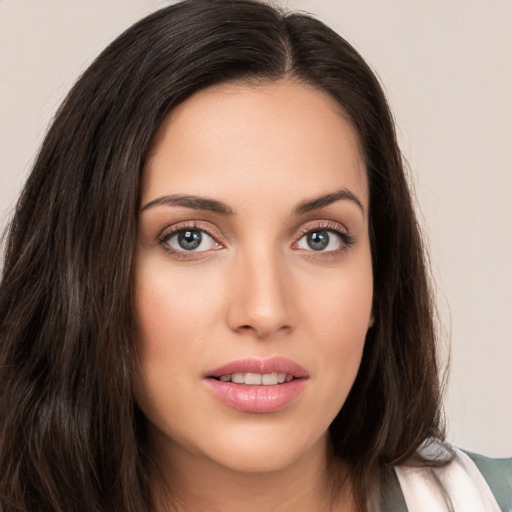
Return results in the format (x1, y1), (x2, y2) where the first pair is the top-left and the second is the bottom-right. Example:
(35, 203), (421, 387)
(215, 372), (296, 385)
(206, 356), (309, 380)
(204, 357), (308, 414)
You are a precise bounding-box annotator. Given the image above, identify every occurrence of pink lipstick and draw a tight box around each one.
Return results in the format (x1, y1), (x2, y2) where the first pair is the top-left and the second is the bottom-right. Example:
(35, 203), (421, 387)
(204, 357), (308, 413)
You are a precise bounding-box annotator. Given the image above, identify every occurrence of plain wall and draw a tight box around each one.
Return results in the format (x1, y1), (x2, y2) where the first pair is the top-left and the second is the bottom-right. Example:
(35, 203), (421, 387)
(1, 0), (511, 456)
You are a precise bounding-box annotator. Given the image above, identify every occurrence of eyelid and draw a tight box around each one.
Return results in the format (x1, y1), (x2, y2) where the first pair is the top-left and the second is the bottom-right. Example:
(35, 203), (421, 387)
(157, 220), (224, 245)
(156, 220), (225, 260)
(296, 220), (350, 238)
(293, 220), (355, 255)
(154, 219), (354, 261)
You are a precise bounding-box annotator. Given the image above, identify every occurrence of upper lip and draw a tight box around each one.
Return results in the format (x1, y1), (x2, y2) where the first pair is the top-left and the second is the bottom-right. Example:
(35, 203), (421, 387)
(206, 357), (309, 379)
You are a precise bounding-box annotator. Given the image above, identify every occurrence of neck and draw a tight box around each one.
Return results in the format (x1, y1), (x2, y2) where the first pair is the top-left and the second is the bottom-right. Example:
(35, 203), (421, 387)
(148, 432), (355, 512)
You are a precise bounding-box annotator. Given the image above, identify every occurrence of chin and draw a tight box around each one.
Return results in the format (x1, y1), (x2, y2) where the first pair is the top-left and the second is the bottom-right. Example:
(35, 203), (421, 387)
(196, 423), (327, 474)
(209, 447), (306, 474)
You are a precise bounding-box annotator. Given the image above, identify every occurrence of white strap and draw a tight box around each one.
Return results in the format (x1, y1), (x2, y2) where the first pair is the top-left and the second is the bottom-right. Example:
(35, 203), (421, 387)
(394, 448), (501, 512)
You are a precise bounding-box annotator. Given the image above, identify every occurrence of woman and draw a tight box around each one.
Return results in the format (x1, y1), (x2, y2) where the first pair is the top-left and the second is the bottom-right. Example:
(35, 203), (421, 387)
(0, 1), (509, 510)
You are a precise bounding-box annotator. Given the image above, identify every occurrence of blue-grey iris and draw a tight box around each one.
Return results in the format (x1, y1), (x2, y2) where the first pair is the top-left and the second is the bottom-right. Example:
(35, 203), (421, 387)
(178, 230), (202, 250)
(308, 231), (329, 251)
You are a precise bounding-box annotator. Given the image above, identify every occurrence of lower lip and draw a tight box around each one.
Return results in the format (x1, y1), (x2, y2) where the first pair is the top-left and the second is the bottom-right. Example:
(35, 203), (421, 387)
(205, 378), (307, 413)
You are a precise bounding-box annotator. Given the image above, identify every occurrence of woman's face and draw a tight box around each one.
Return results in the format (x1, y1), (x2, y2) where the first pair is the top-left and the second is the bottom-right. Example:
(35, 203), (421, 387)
(134, 80), (373, 474)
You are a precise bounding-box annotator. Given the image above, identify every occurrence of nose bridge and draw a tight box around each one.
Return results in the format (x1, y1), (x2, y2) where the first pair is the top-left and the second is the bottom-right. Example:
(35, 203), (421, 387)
(227, 242), (292, 338)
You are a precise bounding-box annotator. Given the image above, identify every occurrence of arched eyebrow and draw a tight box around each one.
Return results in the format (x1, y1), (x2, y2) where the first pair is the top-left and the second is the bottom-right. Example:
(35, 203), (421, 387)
(292, 188), (364, 216)
(141, 187), (364, 216)
(141, 194), (234, 215)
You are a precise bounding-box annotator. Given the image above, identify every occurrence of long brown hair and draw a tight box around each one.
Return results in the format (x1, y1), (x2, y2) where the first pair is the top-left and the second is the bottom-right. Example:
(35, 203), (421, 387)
(0, 1), (446, 510)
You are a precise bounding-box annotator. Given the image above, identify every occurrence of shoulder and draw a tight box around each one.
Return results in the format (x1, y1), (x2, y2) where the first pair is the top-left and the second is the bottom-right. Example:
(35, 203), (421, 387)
(393, 447), (512, 512)
(463, 450), (512, 511)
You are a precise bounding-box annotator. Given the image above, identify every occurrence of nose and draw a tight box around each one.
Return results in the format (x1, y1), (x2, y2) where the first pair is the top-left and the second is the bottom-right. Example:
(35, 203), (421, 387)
(226, 249), (293, 339)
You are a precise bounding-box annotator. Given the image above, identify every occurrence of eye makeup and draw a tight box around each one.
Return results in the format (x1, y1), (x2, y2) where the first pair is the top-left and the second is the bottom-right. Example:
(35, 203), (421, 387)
(156, 220), (224, 260)
(294, 220), (355, 259)
(155, 218), (355, 262)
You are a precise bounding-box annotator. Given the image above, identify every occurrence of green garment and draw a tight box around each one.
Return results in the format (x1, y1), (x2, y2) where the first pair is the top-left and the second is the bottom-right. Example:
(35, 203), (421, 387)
(380, 451), (512, 511)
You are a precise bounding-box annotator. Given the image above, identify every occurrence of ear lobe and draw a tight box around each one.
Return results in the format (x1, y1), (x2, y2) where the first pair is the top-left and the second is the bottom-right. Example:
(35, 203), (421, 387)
(368, 313), (375, 329)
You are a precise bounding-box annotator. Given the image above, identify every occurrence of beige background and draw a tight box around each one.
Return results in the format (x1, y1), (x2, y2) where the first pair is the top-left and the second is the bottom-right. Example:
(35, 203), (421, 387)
(0, 0), (510, 456)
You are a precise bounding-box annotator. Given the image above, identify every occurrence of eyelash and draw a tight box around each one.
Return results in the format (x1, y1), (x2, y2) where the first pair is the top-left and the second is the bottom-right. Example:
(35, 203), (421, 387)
(295, 222), (355, 258)
(157, 220), (355, 260)
(157, 221), (222, 261)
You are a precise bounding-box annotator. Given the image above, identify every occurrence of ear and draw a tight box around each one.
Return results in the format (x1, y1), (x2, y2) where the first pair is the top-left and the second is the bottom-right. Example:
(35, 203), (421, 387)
(367, 312), (375, 329)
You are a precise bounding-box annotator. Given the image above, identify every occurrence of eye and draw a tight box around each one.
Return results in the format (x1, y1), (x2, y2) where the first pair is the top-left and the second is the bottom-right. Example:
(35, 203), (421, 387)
(295, 226), (354, 254)
(161, 228), (221, 253)
(296, 230), (339, 251)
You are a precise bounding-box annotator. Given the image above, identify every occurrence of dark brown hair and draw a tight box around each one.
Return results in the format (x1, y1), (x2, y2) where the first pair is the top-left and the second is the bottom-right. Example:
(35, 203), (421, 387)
(0, 1), (446, 510)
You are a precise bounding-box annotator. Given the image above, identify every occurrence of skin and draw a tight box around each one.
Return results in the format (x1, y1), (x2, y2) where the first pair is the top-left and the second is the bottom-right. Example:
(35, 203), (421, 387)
(134, 79), (373, 511)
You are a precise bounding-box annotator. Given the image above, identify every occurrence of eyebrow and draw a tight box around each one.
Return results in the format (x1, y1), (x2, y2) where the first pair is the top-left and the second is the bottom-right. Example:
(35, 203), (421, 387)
(141, 194), (235, 215)
(292, 188), (364, 216)
(141, 187), (364, 216)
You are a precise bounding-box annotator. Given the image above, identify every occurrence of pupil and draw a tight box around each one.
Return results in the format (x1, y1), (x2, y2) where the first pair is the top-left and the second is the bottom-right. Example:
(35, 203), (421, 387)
(178, 230), (202, 250)
(308, 231), (329, 251)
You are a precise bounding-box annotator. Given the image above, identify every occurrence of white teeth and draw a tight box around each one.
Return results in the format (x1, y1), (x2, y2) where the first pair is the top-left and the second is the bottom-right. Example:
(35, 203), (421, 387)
(217, 372), (295, 385)
(231, 373), (245, 384)
(245, 373), (262, 385)
(261, 372), (279, 385)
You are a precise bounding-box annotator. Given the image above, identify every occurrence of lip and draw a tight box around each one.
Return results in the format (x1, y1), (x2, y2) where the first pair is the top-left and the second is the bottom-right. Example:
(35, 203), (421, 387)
(205, 357), (309, 379)
(204, 357), (309, 414)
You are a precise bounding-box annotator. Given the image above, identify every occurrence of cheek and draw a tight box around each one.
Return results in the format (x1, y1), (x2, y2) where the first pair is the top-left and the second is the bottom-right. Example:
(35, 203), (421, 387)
(132, 258), (223, 426)
(134, 257), (221, 358)
(132, 258), (221, 429)
(300, 255), (373, 345)
(297, 253), (373, 397)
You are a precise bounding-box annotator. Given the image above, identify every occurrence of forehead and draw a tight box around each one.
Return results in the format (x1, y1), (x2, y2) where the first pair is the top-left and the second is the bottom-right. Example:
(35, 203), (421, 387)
(142, 79), (368, 209)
